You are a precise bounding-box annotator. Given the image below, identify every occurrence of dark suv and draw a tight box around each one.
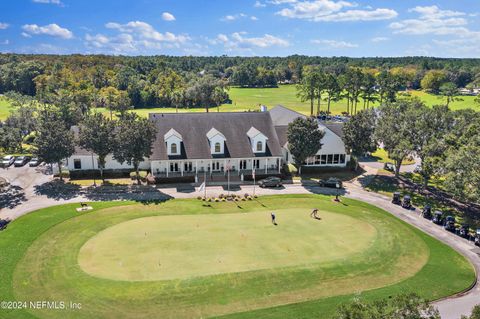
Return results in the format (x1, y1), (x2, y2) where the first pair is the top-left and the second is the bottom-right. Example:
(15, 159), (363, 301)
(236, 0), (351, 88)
(318, 178), (342, 188)
(258, 177), (282, 188)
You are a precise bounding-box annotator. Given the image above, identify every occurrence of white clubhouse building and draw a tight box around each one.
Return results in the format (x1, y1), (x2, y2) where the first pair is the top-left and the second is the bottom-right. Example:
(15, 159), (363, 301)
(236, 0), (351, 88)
(66, 106), (350, 181)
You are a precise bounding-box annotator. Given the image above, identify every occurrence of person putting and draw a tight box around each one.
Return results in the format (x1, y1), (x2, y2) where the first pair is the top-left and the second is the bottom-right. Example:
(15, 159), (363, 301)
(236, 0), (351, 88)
(310, 208), (320, 219)
(271, 212), (277, 225)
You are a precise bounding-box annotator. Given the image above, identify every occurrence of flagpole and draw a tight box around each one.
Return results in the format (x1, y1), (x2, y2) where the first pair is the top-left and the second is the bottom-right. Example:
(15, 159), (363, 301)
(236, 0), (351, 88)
(204, 170), (207, 199)
(227, 165), (230, 197)
(253, 168), (256, 197)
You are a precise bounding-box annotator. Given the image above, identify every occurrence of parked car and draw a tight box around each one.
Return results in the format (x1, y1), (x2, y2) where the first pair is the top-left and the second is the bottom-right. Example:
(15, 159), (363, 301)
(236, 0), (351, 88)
(258, 176), (282, 188)
(318, 178), (342, 188)
(421, 205), (432, 219)
(401, 195), (412, 209)
(14, 156), (31, 167)
(1, 155), (15, 167)
(29, 157), (41, 167)
(457, 224), (470, 239)
(432, 211), (444, 225)
(0, 219), (9, 230)
(475, 229), (480, 246)
(392, 192), (401, 205)
(444, 216), (456, 232)
(384, 162), (395, 172)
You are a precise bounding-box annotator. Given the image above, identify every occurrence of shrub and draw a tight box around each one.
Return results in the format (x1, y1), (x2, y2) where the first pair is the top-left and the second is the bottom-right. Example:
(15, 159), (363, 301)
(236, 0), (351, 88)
(197, 196), (202, 200)
(244, 193), (249, 198)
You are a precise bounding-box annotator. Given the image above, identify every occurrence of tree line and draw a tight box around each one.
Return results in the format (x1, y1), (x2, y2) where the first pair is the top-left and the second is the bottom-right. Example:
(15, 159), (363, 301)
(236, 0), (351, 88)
(343, 97), (480, 204)
(1, 54), (480, 117)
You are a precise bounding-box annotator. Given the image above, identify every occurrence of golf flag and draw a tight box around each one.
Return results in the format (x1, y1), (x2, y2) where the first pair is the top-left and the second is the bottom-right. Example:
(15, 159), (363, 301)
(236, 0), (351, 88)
(198, 182), (206, 193)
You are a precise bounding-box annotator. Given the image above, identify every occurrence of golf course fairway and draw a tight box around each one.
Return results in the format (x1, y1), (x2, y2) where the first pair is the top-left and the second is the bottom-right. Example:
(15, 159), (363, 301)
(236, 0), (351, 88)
(0, 195), (474, 319)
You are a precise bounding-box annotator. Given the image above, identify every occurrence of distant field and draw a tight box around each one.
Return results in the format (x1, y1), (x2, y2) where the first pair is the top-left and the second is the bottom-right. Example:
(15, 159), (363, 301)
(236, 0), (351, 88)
(0, 86), (478, 120)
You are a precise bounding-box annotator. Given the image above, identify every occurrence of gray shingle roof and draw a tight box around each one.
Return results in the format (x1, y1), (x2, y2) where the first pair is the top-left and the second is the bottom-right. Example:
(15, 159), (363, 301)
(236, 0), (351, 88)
(269, 105), (306, 126)
(149, 112), (282, 160)
(324, 123), (345, 139)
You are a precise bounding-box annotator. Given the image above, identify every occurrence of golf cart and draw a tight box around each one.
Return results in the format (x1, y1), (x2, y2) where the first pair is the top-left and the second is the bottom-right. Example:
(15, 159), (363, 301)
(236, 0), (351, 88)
(475, 229), (480, 246)
(444, 216), (456, 232)
(421, 205), (432, 219)
(432, 211), (444, 225)
(401, 195), (412, 209)
(392, 192), (401, 205)
(457, 224), (470, 239)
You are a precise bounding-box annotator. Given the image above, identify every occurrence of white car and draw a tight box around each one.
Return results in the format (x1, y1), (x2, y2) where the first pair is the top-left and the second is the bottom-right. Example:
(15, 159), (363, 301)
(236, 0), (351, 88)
(1, 155), (15, 168)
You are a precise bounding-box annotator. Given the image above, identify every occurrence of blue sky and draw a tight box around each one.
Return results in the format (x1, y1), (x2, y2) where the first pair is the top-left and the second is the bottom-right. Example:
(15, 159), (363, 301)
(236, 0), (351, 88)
(0, 0), (479, 57)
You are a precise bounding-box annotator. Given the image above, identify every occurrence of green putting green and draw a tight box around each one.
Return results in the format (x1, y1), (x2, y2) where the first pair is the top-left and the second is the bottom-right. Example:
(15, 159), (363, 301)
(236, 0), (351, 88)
(79, 210), (377, 281)
(0, 195), (475, 319)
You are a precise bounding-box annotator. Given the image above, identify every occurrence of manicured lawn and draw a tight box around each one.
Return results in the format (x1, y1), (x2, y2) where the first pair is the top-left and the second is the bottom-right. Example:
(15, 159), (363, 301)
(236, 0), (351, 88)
(406, 90), (479, 110)
(0, 195), (474, 319)
(370, 148), (416, 165)
(0, 98), (13, 120)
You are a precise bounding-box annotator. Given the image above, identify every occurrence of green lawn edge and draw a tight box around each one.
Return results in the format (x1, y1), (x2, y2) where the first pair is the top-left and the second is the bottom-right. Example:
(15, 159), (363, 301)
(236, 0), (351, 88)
(0, 196), (475, 319)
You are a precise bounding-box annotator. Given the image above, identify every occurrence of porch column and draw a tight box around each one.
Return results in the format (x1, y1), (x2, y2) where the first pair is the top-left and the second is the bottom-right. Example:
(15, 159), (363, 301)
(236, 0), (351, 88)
(195, 160), (198, 174)
(166, 161), (169, 177)
(181, 161), (184, 176)
(224, 159), (227, 175)
(265, 158), (268, 174)
(278, 158), (281, 173)
(210, 160), (212, 175)
(238, 159), (241, 176)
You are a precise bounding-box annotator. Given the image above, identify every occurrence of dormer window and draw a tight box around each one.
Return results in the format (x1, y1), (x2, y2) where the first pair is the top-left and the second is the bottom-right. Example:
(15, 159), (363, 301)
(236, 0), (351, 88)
(247, 126), (268, 153)
(206, 128), (226, 154)
(164, 128), (182, 156)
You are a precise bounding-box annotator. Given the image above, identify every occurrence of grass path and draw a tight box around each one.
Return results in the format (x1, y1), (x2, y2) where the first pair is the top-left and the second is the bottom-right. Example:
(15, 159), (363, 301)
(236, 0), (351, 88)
(0, 195), (474, 319)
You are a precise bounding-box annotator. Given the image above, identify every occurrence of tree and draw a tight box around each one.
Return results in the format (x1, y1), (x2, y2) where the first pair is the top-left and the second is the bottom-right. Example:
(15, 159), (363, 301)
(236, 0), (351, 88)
(78, 113), (115, 183)
(461, 305), (480, 319)
(286, 117), (324, 174)
(343, 109), (377, 169)
(296, 69), (316, 116)
(360, 72), (377, 109)
(99, 86), (131, 119)
(113, 113), (156, 184)
(439, 82), (461, 106)
(323, 73), (341, 114)
(35, 109), (75, 181)
(375, 101), (417, 177)
(334, 293), (440, 319)
(421, 70), (447, 94)
(412, 104), (453, 188)
(0, 124), (22, 153)
(376, 70), (401, 104)
(476, 94), (480, 107)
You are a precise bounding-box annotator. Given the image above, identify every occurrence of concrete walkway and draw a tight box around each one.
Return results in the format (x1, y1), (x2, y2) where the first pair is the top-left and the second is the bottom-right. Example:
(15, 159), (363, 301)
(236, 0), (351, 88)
(0, 166), (478, 319)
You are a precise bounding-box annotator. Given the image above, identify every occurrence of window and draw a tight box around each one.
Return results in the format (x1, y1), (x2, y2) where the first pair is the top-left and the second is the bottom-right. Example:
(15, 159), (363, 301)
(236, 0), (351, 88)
(184, 162), (193, 172)
(340, 154), (346, 164)
(333, 154), (339, 164)
(171, 143), (177, 154)
(170, 162), (179, 172)
(73, 159), (81, 170)
(240, 160), (247, 170)
(253, 159), (260, 169)
(314, 155), (321, 165)
(215, 142), (221, 153)
(327, 154), (333, 164)
(256, 141), (263, 152)
(321, 155), (327, 165)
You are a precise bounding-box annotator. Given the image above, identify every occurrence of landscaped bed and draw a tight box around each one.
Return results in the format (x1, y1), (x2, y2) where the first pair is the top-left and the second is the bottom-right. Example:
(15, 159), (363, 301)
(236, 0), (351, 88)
(0, 195), (474, 319)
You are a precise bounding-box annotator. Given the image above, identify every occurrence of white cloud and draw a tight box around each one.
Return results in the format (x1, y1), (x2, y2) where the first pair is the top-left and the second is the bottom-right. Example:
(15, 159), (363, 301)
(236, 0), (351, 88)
(0, 40), (9, 45)
(221, 13), (258, 22)
(371, 36), (389, 42)
(85, 21), (191, 54)
(21, 32), (31, 38)
(254, 1), (266, 8)
(161, 12), (176, 21)
(311, 39), (358, 48)
(0, 23), (9, 30)
(389, 5), (471, 36)
(214, 32), (289, 52)
(274, 0), (397, 22)
(22, 23), (73, 39)
(105, 21), (189, 43)
(32, 0), (63, 5)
